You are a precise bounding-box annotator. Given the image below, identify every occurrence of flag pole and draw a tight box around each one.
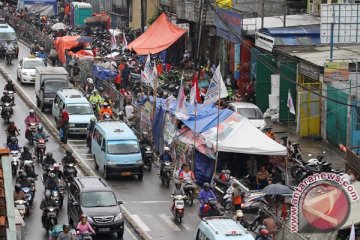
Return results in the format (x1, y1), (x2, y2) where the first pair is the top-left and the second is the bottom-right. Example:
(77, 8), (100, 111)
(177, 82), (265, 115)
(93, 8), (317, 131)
(212, 77), (222, 182)
(192, 101), (198, 169)
(285, 88), (291, 186)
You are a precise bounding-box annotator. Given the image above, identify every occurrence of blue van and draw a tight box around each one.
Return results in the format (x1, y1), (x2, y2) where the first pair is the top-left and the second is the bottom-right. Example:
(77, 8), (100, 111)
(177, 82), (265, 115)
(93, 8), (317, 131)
(195, 217), (255, 240)
(91, 120), (143, 180)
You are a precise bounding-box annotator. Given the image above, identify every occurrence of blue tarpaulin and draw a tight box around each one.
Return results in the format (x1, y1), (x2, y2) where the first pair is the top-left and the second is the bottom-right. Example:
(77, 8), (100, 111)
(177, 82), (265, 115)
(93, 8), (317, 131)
(92, 65), (118, 81)
(17, 0), (58, 15)
(153, 106), (166, 151)
(194, 150), (214, 186)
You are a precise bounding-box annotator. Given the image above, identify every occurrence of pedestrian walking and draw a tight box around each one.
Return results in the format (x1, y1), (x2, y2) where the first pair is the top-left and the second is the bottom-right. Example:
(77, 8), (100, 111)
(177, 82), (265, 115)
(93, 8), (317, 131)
(58, 108), (69, 145)
(114, 72), (121, 90)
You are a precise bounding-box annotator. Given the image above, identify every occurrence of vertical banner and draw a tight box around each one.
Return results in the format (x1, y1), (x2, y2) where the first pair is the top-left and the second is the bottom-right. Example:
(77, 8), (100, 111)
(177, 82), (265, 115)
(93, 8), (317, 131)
(214, 7), (242, 43)
(234, 43), (241, 80)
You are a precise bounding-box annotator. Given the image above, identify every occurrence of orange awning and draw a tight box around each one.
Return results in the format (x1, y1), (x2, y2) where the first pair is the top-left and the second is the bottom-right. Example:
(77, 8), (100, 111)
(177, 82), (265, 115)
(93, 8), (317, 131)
(127, 13), (187, 55)
(54, 36), (82, 63)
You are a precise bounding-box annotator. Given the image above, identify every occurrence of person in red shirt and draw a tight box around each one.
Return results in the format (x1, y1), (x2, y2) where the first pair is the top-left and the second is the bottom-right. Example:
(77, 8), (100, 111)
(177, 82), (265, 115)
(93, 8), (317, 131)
(165, 63), (171, 72)
(114, 73), (121, 90)
(156, 60), (163, 76)
(59, 108), (69, 145)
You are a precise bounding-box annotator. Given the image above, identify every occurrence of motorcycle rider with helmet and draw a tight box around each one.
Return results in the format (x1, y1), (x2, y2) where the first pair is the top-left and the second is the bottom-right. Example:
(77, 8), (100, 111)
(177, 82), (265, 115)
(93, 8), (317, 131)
(255, 228), (271, 240)
(86, 117), (96, 148)
(140, 132), (150, 159)
(20, 146), (32, 163)
(1, 90), (12, 117)
(52, 163), (65, 180)
(171, 180), (185, 210)
(77, 214), (96, 237)
(179, 164), (196, 195)
(89, 90), (103, 113)
(4, 79), (15, 92)
(7, 137), (21, 151)
(43, 152), (56, 166)
(160, 147), (172, 176)
(198, 182), (217, 217)
(33, 125), (47, 154)
(57, 224), (75, 240)
(24, 109), (40, 139)
(45, 172), (58, 191)
(40, 190), (56, 226)
(84, 78), (94, 94)
(99, 102), (114, 120)
(4, 40), (14, 60)
(14, 183), (26, 201)
(6, 121), (20, 144)
(62, 150), (77, 179)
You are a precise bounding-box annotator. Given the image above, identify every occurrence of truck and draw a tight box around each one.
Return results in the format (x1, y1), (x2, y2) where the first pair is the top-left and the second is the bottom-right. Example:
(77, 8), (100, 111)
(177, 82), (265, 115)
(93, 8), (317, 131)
(35, 67), (68, 112)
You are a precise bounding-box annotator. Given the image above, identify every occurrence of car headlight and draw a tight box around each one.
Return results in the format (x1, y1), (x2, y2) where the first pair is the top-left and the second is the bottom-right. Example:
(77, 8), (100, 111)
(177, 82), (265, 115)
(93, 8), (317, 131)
(114, 212), (123, 221)
(69, 124), (75, 128)
(107, 161), (117, 165)
(136, 160), (143, 165)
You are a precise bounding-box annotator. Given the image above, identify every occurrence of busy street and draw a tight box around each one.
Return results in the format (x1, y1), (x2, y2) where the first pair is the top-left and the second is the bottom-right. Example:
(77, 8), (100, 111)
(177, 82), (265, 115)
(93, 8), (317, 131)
(0, 0), (359, 240)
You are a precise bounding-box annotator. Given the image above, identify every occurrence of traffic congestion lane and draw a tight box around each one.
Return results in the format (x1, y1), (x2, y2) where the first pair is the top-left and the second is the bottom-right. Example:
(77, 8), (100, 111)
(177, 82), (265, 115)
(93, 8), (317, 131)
(0, 74), (139, 239)
(10, 41), (201, 240)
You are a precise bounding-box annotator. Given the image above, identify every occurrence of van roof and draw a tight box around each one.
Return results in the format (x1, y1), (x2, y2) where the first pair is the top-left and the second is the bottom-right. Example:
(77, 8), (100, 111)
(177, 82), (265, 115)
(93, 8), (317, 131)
(36, 66), (68, 75)
(58, 88), (89, 104)
(0, 24), (15, 32)
(96, 120), (137, 140)
(201, 217), (254, 240)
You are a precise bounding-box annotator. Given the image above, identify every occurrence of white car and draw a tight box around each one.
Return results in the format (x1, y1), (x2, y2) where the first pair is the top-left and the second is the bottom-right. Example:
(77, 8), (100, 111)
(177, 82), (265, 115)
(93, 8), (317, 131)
(228, 102), (266, 130)
(17, 57), (45, 84)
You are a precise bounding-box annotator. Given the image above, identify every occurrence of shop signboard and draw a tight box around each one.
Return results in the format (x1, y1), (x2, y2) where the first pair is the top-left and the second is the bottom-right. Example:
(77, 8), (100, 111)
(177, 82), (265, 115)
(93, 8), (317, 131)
(214, 7), (242, 43)
(255, 32), (275, 52)
(299, 62), (320, 80)
(324, 61), (349, 81)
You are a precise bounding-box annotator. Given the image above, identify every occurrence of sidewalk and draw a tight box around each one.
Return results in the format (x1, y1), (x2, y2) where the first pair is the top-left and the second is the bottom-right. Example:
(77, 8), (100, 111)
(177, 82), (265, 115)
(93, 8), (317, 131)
(269, 120), (345, 171)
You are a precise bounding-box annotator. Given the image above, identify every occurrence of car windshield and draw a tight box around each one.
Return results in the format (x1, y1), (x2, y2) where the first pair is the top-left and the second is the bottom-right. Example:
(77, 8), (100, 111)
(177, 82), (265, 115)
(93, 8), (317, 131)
(0, 32), (16, 41)
(107, 140), (139, 154)
(66, 104), (93, 115)
(23, 60), (45, 69)
(237, 108), (264, 119)
(81, 192), (117, 208)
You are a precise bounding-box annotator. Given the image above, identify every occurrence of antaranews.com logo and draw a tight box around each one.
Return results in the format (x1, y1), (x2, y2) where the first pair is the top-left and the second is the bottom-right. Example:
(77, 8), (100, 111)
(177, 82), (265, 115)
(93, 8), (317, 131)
(290, 172), (359, 233)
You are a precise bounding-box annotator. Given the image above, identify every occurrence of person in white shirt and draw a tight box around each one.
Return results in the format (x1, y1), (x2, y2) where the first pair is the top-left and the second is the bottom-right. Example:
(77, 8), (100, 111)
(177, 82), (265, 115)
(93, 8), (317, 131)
(124, 102), (134, 120)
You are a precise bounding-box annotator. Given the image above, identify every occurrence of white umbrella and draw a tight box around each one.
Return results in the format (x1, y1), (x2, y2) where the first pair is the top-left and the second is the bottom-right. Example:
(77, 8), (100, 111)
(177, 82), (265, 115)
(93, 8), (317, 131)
(51, 22), (67, 31)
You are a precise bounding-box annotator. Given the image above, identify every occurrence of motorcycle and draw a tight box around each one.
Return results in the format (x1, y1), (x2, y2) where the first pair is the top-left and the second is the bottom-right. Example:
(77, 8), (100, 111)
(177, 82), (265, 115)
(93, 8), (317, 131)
(295, 161), (333, 183)
(21, 158), (36, 174)
(5, 50), (13, 64)
(42, 206), (58, 231)
(22, 185), (35, 206)
(77, 231), (93, 240)
(183, 180), (195, 206)
(171, 195), (186, 223)
(10, 149), (20, 175)
(1, 102), (13, 123)
(143, 146), (153, 171)
(50, 189), (63, 209)
(7, 90), (15, 103)
(14, 199), (29, 218)
(291, 154), (328, 179)
(26, 122), (39, 145)
(35, 137), (48, 163)
(57, 178), (66, 197)
(200, 198), (222, 218)
(160, 161), (172, 188)
(63, 163), (77, 184)
(42, 164), (54, 183)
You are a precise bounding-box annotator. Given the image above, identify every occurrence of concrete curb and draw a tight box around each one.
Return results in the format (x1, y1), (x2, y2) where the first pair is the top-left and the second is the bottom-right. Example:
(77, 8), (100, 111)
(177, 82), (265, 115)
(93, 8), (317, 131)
(0, 66), (153, 240)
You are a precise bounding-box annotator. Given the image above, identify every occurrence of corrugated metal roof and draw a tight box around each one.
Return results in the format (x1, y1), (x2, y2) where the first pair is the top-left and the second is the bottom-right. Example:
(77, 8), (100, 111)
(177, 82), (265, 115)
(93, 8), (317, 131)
(243, 14), (321, 34)
(276, 44), (360, 67)
(261, 24), (320, 35)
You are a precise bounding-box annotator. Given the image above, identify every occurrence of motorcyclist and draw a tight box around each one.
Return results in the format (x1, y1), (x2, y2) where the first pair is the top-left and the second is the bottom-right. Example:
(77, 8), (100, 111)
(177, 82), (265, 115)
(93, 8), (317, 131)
(40, 190), (56, 226)
(233, 210), (249, 229)
(5, 40), (14, 57)
(52, 163), (65, 180)
(255, 228), (271, 240)
(179, 164), (196, 194)
(14, 183), (25, 201)
(87, 117), (96, 133)
(6, 121), (20, 144)
(1, 90), (12, 104)
(160, 147), (172, 176)
(24, 109), (40, 139)
(62, 150), (77, 178)
(171, 180), (185, 211)
(102, 94), (112, 106)
(30, 39), (40, 55)
(16, 171), (31, 188)
(140, 132), (150, 158)
(34, 125), (47, 141)
(4, 79), (15, 92)
(84, 78), (94, 94)
(20, 146), (32, 162)
(99, 102), (114, 120)
(89, 89), (103, 105)
(45, 172), (58, 191)
(36, 47), (47, 61)
(57, 224), (75, 240)
(43, 152), (56, 166)
(77, 214), (96, 237)
(7, 137), (21, 151)
(198, 182), (217, 217)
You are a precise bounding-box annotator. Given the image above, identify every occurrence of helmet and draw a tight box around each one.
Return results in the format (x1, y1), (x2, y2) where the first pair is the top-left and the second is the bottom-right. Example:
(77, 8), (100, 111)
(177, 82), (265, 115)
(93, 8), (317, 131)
(23, 146), (29, 152)
(99, 87), (104, 92)
(21, 171), (27, 178)
(92, 90), (97, 94)
(34, 39), (38, 44)
(37, 125), (43, 131)
(46, 152), (53, 159)
(66, 150), (72, 156)
(260, 229), (269, 236)
(63, 224), (70, 230)
(174, 180), (181, 187)
(90, 117), (96, 122)
(45, 190), (51, 198)
(29, 109), (35, 114)
(10, 137), (16, 143)
(15, 183), (21, 192)
(87, 78), (93, 84)
(8, 79), (12, 83)
(53, 163), (60, 169)
(235, 210), (243, 218)
(103, 102), (108, 107)
(203, 182), (210, 189)
(80, 214), (87, 220)
(164, 147), (170, 151)
(49, 173), (56, 178)
(143, 132), (148, 136)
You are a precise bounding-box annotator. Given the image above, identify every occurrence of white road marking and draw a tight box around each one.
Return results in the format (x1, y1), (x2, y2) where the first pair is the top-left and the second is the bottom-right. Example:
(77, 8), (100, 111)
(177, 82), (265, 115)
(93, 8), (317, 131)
(131, 215), (151, 232)
(81, 153), (93, 157)
(126, 200), (171, 204)
(68, 140), (86, 142)
(158, 214), (181, 231)
(182, 223), (193, 231)
(125, 225), (138, 240)
(85, 158), (94, 161)
(72, 144), (87, 147)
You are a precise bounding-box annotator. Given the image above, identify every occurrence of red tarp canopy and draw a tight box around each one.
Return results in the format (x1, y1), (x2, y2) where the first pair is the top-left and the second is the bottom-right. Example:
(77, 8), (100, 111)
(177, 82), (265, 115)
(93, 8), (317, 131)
(54, 36), (81, 63)
(127, 13), (187, 55)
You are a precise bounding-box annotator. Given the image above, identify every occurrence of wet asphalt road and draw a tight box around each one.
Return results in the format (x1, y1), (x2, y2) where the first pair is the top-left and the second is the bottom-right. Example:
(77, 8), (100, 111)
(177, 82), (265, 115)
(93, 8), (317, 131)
(2, 42), (200, 240)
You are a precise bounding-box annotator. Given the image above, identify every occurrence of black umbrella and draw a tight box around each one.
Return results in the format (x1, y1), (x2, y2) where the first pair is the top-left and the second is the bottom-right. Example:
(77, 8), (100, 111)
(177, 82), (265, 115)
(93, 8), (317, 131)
(76, 36), (94, 44)
(261, 183), (293, 195)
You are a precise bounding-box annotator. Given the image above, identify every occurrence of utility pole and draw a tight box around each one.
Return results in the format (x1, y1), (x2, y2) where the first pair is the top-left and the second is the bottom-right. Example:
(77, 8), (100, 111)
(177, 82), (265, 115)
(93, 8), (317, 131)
(195, 0), (205, 69)
(283, 0), (287, 27)
(140, 0), (145, 32)
(261, 0), (265, 29)
(330, 7), (335, 61)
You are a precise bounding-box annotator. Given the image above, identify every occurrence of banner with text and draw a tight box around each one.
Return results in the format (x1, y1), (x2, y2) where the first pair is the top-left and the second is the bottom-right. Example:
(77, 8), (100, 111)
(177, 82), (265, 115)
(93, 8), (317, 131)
(215, 7), (242, 43)
(324, 61), (349, 81)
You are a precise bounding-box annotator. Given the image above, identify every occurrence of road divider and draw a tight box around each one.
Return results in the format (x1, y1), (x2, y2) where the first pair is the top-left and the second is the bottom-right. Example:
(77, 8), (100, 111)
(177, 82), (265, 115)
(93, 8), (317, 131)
(0, 66), (153, 240)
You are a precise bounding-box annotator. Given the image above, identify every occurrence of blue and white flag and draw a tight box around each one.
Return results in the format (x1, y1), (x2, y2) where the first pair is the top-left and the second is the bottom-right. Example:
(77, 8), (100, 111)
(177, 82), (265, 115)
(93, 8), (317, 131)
(203, 64), (228, 105)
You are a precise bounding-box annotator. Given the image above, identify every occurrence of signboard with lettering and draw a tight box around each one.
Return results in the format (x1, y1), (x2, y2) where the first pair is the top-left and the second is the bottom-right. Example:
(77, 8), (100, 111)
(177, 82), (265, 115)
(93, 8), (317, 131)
(215, 7), (242, 43)
(255, 32), (275, 52)
(324, 61), (349, 81)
